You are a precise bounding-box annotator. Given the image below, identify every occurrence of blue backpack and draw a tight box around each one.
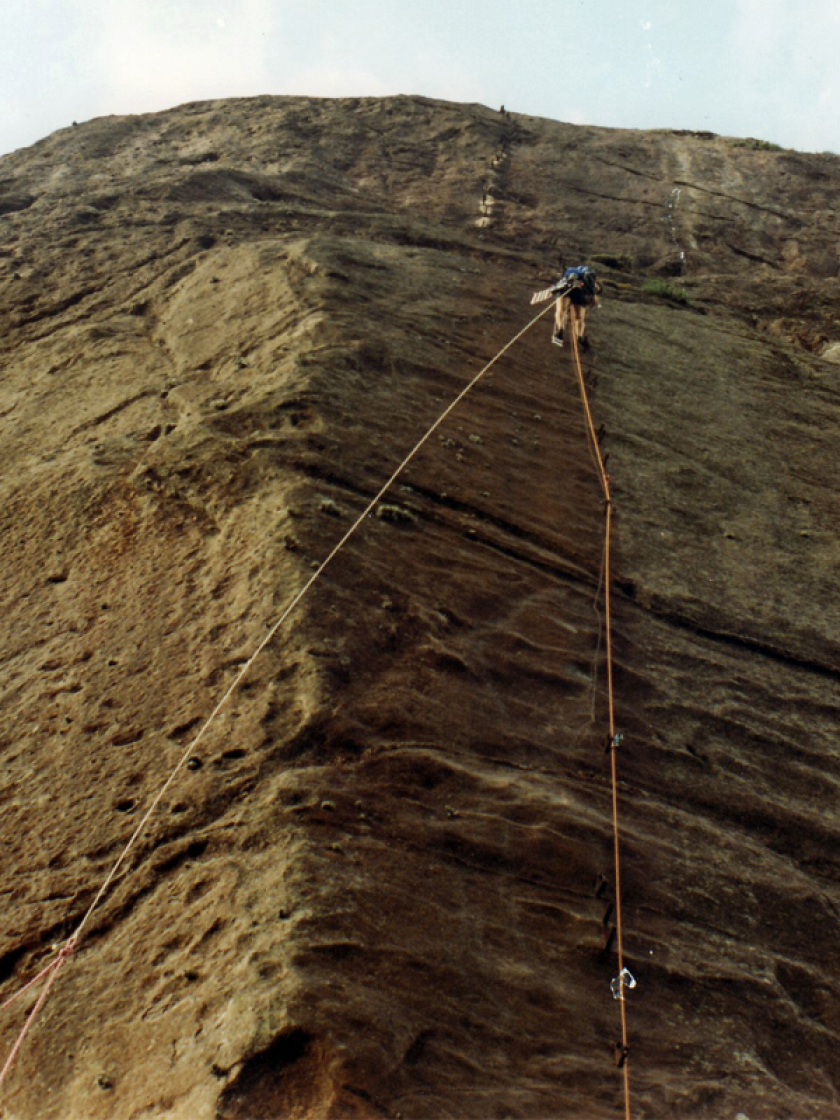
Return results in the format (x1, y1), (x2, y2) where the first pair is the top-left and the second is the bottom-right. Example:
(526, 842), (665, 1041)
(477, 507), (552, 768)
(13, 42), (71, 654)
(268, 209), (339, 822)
(564, 265), (595, 292)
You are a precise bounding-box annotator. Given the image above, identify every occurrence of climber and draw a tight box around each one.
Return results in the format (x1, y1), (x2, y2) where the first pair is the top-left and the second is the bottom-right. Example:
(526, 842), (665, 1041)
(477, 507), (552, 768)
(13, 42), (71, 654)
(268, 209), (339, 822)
(551, 265), (602, 349)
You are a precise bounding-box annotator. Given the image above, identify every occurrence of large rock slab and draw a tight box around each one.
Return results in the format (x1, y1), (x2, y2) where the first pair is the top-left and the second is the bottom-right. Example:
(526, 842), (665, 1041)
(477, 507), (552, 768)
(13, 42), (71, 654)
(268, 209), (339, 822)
(1, 95), (839, 1119)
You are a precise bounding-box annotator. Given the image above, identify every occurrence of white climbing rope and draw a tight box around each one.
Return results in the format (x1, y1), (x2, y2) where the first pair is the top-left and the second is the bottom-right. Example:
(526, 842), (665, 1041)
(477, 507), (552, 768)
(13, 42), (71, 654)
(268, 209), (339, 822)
(0, 298), (555, 1094)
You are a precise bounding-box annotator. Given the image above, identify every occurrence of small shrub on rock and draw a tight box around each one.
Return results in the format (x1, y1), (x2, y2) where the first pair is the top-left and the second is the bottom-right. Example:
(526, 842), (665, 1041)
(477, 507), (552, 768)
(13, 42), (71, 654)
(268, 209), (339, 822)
(642, 278), (689, 304)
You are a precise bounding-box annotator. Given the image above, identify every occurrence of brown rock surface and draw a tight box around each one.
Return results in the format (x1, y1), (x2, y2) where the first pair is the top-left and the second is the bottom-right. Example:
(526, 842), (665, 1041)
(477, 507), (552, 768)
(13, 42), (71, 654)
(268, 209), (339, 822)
(1, 95), (840, 1119)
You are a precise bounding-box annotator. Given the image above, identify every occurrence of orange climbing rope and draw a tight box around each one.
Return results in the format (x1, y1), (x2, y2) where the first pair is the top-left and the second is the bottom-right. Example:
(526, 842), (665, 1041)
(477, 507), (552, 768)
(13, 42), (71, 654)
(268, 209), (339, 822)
(568, 324), (632, 1120)
(0, 295), (632, 1115)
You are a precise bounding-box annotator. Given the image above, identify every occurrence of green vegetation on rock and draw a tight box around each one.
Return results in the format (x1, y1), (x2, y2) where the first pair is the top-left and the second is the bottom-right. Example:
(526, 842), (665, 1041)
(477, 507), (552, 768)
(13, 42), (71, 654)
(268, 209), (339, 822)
(642, 278), (690, 303)
(732, 137), (783, 151)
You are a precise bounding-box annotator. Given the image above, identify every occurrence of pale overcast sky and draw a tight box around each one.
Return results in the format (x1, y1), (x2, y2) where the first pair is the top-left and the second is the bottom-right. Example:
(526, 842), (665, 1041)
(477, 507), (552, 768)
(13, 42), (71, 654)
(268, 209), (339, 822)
(2, 0), (838, 158)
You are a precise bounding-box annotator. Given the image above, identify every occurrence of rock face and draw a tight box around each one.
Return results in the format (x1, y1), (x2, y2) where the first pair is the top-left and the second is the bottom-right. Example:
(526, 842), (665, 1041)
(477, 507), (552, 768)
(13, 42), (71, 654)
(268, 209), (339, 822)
(1, 95), (840, 1119)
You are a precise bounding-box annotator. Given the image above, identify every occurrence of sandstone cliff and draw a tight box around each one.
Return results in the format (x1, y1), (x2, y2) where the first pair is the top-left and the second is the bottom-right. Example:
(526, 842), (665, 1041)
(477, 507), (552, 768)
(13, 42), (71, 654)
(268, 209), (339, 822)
(1, 95), (840, 1119)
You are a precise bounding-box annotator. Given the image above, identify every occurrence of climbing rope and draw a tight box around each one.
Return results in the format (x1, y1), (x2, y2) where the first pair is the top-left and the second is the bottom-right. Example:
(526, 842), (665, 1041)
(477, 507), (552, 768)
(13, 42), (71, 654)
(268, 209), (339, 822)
(0, 301), (556, 1098)
(0, 942), (75, 1091)
(568, 323), (632, 1120)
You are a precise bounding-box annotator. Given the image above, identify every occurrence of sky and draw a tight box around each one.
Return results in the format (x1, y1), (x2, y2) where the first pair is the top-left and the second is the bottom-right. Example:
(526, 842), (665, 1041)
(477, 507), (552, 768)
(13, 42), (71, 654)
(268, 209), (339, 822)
(2, 0), (839, 158)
